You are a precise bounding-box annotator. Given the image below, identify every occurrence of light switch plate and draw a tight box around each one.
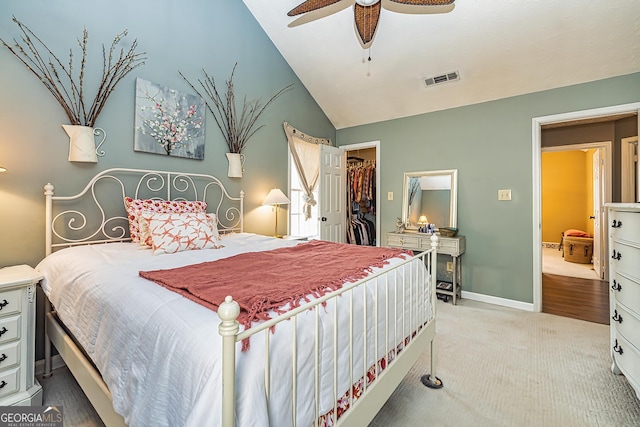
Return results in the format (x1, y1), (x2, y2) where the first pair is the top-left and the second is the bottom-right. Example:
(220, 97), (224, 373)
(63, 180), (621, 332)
(498, 189), (512, 201)
(388, 192), (393, 201)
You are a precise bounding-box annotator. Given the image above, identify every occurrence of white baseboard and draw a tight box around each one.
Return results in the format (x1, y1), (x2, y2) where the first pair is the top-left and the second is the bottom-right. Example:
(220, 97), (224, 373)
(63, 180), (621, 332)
(35, 355), (66, 376)
(461, 291), (535, 312)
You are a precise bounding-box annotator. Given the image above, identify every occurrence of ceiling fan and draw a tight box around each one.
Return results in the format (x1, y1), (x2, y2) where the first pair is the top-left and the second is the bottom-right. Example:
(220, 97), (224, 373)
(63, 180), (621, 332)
(288, 0), (455, 48)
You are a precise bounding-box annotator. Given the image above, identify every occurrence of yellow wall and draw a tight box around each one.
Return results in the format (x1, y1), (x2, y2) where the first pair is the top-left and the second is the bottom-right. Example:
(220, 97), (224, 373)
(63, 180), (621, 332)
(541, 150), (593, 242)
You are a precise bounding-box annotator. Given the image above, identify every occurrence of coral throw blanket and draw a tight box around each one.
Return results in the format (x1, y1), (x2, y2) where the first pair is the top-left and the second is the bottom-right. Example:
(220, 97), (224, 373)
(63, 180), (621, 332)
(140, 240), (411, 348)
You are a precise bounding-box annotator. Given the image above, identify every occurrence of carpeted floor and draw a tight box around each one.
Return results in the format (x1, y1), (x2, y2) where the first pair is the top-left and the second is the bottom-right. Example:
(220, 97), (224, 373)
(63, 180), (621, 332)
(370, 300), (640, 427)
(542, 245), (600, 280)
(39, 300), (640, 426)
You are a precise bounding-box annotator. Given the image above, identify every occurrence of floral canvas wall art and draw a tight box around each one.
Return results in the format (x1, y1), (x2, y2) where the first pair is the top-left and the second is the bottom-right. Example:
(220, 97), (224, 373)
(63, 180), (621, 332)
(134, 78), (205, 159)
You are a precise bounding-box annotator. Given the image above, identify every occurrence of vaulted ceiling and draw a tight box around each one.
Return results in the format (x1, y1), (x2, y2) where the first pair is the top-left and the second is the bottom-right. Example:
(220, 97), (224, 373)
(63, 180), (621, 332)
(242, 0), (640, 129)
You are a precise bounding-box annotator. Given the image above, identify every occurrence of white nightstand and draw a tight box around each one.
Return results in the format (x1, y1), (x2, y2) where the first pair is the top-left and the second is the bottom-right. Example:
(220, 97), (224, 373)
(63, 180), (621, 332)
(0, 265), (43, 406)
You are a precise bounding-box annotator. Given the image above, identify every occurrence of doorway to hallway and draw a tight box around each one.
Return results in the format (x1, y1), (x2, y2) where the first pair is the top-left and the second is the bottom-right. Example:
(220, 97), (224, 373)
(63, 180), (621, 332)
(531, 102), (640, 313)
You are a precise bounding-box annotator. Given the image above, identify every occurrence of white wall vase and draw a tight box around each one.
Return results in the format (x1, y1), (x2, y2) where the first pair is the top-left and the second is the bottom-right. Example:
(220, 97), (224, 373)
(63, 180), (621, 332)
(226, 152), (245, 178)
(62, 125), (106, 163)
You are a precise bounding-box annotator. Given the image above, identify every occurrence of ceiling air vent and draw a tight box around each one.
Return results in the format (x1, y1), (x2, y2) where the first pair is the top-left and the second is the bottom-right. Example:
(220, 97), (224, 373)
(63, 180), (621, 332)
(424, 70), (460, 87)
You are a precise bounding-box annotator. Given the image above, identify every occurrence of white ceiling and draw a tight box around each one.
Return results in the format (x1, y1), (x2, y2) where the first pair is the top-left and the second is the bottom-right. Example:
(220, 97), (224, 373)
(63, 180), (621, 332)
(242, 0), (640, 130)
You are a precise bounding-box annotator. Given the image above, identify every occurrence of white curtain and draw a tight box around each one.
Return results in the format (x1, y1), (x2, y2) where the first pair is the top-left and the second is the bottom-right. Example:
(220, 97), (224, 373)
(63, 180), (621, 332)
(283, 122), (332, 220)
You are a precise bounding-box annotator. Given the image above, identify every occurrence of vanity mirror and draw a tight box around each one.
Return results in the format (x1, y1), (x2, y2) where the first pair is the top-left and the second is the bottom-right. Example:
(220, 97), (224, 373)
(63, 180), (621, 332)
(402, 169), (458, 231)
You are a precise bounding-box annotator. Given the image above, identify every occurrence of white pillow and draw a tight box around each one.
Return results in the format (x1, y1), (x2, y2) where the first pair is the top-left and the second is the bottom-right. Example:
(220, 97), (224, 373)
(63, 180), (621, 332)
(143, 212), (221, 254)
(139, 212), (220, 249)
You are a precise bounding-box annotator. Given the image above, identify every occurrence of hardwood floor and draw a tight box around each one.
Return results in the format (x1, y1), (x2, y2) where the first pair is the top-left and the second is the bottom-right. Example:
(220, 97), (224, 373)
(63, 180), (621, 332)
(542, 273), (609, 325)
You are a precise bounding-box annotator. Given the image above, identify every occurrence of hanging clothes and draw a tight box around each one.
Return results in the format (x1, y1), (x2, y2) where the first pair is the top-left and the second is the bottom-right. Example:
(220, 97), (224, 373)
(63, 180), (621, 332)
(347, 160), (376, 246)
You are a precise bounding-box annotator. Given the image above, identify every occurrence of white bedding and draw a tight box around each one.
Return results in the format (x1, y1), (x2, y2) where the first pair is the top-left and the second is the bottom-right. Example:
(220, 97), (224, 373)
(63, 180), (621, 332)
(36, 233), (431, 426)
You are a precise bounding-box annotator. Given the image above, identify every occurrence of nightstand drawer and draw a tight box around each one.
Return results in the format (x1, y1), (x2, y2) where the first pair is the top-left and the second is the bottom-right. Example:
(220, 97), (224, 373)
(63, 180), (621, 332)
(0, 315), (20, 345)
(612, 303), (640, 354)
(386, 234), (420, 250)
(438, 236), (465, 256)
(0, 341), (20, 371)
(0, 367), (19, 399)
(612, 333), (640, 392)
(611, 210), (640, 245)
(611, 242), (640, 282)
(0, 289), (22, 317)
(612, 273), (640, 318)
(438, 239), (459, 254)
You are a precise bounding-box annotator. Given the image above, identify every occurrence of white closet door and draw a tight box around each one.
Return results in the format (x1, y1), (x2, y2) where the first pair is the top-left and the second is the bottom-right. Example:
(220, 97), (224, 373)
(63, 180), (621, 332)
(319, 144), (345, 242)
(592, 148), (603, 279)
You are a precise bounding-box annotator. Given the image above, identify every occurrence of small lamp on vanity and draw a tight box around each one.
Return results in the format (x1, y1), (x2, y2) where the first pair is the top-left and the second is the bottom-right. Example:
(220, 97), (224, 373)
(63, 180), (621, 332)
(262, 188), (290, 238)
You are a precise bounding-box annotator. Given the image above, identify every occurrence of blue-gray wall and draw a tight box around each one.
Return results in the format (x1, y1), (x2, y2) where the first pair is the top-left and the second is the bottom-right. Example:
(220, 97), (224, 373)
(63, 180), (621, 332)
(337, 72), (640, 304)
(0, 0), (335, 360)
(0, 0), (335, 269)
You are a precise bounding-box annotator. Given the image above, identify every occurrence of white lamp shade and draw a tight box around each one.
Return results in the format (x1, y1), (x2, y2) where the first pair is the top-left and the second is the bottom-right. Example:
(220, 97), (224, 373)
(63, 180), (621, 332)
(0, 166), (6, 173)
(262, 188), (290, 205)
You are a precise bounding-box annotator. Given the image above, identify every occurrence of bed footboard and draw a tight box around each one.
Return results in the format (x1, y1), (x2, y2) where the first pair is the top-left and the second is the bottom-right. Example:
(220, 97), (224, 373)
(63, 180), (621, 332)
(219, 236), (440, 427)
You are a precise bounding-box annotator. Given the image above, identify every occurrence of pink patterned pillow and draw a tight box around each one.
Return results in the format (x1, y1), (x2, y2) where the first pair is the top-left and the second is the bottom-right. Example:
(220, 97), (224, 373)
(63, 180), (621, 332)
(124, 197), (207, 242)
(138, 212), (220, 249)
(144, 212), (220, 254)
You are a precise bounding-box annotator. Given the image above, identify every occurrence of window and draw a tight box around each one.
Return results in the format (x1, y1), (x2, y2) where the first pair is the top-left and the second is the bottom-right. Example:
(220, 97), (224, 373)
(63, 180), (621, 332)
(289, 151), (319, 238)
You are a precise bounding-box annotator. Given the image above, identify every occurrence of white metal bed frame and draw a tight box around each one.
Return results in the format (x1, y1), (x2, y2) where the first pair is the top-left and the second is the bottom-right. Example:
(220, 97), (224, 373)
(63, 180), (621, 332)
(41, 168), (441, 427)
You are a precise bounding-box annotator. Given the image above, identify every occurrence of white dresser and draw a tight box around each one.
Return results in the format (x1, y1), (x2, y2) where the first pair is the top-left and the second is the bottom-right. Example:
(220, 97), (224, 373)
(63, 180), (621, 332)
(607, 203), (640, 400)
(0, 265), (42, 406)
(386, 232), (466, 304)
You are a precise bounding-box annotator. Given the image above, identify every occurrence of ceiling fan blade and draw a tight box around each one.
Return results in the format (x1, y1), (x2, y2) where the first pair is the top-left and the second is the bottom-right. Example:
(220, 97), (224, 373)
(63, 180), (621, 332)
(354, 2), (382, 46)
(383, 0), (455, 14)
(288, 0), (345, 16)
(288, 0), (352, 28)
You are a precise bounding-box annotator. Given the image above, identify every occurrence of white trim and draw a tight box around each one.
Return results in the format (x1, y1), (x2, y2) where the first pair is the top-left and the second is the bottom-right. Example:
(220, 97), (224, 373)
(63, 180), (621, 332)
(461, 291), (534, 312)
(532, 102), (640, 312)
(621, 136), (638, 203)
(339, 140), (381, 246)
(541, 141), (611, 154)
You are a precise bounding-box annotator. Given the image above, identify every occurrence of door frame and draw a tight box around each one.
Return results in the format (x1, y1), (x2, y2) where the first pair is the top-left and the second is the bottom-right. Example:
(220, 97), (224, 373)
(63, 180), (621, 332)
(541, 141), (612, 279)
(621, 136), (638, 202)
(532, 102), (640, 312)
(339, 140), (381, 246)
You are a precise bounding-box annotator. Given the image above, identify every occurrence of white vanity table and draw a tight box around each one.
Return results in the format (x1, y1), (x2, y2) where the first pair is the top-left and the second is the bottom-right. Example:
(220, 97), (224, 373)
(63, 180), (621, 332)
(391, 168), (463, 304)
(386, 232), (465, 304)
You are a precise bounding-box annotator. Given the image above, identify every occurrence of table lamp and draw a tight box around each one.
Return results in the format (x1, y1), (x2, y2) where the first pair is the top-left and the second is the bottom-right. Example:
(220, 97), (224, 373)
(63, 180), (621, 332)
(417, 215), (428, 226)
(262, 188), (290, 238)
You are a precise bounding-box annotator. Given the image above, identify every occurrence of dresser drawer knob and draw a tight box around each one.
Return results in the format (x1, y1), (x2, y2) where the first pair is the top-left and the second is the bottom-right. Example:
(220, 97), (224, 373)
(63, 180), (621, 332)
(611, 250), (622, 260)
(613, 339), (624, 355)
(0, 354), (6, 363)
(0, 300), (8, 310)
(611, 219), (622, 228)
(0, 381), (6, 389)
(612, 310), (623, 323)
(611, 280), (622, 291)
(0, 327), (8, 337)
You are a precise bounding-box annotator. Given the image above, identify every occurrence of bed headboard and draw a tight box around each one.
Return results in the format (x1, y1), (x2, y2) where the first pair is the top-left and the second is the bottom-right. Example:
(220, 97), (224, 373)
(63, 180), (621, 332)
(45, 168), (244, 256)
